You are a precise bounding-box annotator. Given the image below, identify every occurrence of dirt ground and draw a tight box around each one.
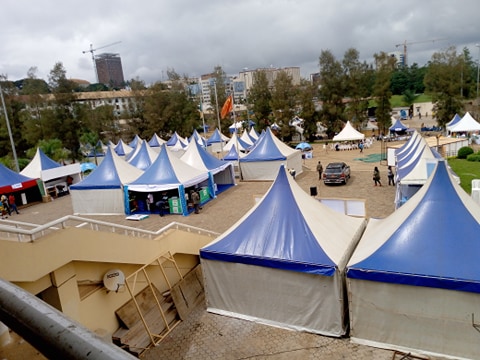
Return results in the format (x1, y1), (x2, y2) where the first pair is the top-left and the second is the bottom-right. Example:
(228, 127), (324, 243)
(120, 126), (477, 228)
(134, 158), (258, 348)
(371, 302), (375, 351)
(0, 115), (438, 359)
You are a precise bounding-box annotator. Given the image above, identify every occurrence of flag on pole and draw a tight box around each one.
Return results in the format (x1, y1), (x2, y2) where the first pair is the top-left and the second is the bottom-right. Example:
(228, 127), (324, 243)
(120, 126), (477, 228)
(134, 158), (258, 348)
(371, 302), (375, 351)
(220, 95), (233, 119)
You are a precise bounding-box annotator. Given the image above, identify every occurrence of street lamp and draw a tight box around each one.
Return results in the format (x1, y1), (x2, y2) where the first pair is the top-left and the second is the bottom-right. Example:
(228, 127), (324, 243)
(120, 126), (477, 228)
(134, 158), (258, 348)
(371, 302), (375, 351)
(476, 44), (480, 99)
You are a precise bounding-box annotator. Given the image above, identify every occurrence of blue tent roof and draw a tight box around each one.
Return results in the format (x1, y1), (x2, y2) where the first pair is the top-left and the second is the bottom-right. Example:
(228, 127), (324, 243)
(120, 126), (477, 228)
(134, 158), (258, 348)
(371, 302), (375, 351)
(200, 166), (338, 276)
(114, 140), (130, 156)
(206, 129), (224, 145)
(240, 128), (286, 162)
(128, 134), (142, 148)
(222, 146), (240, 161)
(447, 113), (461, 127)
(129, 145), (180, 186)
(37, 149), (61, 170)
(71, 149), (122, 189)
(148, 133), (163, 147)
(389, 119), (408, 132)
(348, 160), (480, 293)
(189, 140), (228, 171)
(189, 129), (207, 147)
(128, 141), (153, 170)
(167, 131), (185, 147)
(0, 164), (36, 188)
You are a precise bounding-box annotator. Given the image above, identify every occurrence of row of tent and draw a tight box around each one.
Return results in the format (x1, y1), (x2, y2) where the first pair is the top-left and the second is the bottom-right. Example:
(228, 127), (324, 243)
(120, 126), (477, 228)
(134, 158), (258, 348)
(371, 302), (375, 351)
(199, 158), (480, 360)
(0, 125), (303, 212)
(91, 126), (303, 182)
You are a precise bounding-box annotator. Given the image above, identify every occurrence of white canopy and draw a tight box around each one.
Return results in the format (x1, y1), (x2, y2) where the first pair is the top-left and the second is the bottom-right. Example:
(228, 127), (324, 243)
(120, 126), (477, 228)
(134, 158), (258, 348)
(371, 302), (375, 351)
(332, 121), (365, 141)
(447, 111), (480, 132)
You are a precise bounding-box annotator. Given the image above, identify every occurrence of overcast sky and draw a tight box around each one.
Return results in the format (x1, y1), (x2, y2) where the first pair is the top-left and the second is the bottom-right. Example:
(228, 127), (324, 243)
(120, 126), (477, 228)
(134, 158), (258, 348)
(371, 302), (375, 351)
(1, 0), (479, 85)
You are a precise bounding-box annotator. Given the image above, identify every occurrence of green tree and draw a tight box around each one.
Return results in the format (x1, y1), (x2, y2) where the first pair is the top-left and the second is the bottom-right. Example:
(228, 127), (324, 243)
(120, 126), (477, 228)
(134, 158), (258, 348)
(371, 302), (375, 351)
(297, 79), (319, 141)
(424, 46), (464, 127)
(318, 50), (345, 137)
(209, 65), (228, 133)
(47, 62), (81, 159)
(248, 70), (272, 129)
(342, 48), (372, 129)
(373, 52), (396, 135)
(270, 70), (297, 140)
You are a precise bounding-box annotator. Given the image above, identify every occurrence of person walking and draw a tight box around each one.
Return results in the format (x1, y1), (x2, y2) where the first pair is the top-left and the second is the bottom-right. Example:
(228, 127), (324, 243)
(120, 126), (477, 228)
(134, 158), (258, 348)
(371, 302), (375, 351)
(387, 166), (395, 186)
(8, 194), (19, 214)
(316, 161), (323, 180)
(373, 166), (382, 187)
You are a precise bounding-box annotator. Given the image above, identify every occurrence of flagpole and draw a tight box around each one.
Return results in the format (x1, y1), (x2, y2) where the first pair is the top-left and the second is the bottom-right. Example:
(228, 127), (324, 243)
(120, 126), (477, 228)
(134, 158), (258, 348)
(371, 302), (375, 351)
(0, 82), (19, 172)
(213, 81), (224, 153)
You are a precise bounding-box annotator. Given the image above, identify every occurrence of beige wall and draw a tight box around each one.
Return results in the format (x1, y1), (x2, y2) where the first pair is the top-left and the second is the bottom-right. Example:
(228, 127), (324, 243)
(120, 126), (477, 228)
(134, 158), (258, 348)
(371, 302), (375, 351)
(0, 226), (214, 335)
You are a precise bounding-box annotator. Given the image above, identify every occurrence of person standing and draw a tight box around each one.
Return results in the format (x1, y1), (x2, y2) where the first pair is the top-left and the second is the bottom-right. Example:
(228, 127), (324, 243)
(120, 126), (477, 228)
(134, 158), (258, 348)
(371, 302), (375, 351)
(316, 161), (323, 180)
(155, 192), (169, 217)
(373, 166), (382, 187)
(387, 166), (395, 186)
(8, 194), (19, 214)
(1, 194), (11, 216)
(191, 190), (200, 214)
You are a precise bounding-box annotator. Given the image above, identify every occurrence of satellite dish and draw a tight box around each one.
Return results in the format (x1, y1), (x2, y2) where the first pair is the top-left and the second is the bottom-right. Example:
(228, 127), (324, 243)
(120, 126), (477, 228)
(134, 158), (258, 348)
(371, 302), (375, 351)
(103, 269), (125, 292)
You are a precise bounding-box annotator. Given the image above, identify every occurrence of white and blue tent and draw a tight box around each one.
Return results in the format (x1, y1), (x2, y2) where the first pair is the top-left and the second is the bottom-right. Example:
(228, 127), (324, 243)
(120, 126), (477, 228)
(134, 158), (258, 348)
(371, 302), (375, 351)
(446, 113), (461, 127)
(447, 111), (480, 133)
(239, 127), (302, 180)
(189, 129), (207, 147)
(113, 139), (133, 157)
(127, 140), (158, 171)
(347, 160), (480, 359)
(389, 118), (408, 134)
(222, 132), (251, 153)
(206, 128), (228, 153)
(166, 131), (188, 155)
(21, 148), (82, 194)
(200, 166), (366, 336)
(128, 134), (142, 148)
(125, 144), (210, 216)
(148, 133), (166, 148)
(70, 148), (143, 214)
(180, 140), (235, 195)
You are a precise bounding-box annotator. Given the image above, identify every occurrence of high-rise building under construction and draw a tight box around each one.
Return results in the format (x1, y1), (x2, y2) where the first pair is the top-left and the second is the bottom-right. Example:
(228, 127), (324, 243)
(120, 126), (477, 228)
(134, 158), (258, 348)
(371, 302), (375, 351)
(95, 53), (125, 88)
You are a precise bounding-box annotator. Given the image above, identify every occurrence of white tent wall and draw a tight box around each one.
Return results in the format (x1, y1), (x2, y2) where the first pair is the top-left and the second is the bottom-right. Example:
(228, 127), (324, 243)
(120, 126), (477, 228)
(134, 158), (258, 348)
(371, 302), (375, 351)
(347, 279), (480, 360)
(71, 188), (125, 214)
(202, 260), (348, 336)
(240, 153), (302, 181)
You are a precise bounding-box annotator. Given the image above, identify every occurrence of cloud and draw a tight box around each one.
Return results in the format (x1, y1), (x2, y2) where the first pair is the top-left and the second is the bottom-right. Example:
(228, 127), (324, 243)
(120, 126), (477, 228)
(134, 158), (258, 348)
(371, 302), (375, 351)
(1, 0), (478, 84)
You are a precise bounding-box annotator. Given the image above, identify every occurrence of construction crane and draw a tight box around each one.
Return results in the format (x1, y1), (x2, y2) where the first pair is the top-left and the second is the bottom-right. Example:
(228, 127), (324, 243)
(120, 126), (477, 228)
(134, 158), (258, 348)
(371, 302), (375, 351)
(82, 41), (121, 83)
(395, 38), (446, 66)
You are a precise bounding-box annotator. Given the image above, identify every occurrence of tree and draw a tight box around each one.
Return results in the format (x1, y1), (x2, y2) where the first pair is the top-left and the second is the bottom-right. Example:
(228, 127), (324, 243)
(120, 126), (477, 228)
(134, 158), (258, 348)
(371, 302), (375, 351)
(270, 70), (297, 140)
(373, 52), (396, 135)
(248, 70), (272, 129)
(47, 62), (81, 159)
(342, 48), (372, 129)
(297, 79), (319, 141)
(424, 46), (464, 128)
(209, 65), (228, 133)
(318, 50), (345, 138)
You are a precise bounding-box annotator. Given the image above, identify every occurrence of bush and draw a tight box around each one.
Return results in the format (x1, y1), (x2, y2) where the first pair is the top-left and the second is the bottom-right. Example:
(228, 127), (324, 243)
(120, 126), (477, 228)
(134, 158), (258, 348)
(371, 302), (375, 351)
(457, 146), (474, 159)
(467, 154), (480, 162)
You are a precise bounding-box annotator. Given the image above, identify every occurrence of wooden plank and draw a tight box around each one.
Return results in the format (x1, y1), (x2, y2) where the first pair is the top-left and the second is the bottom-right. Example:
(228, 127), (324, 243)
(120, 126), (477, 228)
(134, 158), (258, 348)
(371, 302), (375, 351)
(170, 265), (205, 320)
(115, 285), (163, 329)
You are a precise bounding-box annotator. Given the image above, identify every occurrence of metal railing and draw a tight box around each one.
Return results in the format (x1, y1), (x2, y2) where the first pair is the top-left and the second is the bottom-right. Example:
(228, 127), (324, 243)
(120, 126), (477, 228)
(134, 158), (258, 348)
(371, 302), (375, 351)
(0, 215), (220, 243)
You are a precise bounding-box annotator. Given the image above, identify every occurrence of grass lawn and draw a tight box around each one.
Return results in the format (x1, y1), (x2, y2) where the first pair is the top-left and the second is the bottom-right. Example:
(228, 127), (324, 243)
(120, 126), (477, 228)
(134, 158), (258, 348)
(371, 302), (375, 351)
(447, 158), (480, 194)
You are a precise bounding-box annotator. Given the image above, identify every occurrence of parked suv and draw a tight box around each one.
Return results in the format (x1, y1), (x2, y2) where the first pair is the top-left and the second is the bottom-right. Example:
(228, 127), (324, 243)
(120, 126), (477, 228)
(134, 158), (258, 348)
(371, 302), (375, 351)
(323, 162), (350, 185)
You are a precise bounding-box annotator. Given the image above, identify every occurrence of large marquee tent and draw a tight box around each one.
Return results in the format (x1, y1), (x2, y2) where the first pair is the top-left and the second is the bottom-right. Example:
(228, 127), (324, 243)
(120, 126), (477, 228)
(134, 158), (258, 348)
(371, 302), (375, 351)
(332, 121), (365, 142)
(70, 148), (143, 214)
(347, 160), (480, 359)
(180, 140), (235, 194)
(447, 111), (480, 133)
(239, 128), (302, 180)
(200, 166), (366, 336)
(0, 164), (42, 205)
(20, 148), (81, 195)
(125, 144), (211, 216)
